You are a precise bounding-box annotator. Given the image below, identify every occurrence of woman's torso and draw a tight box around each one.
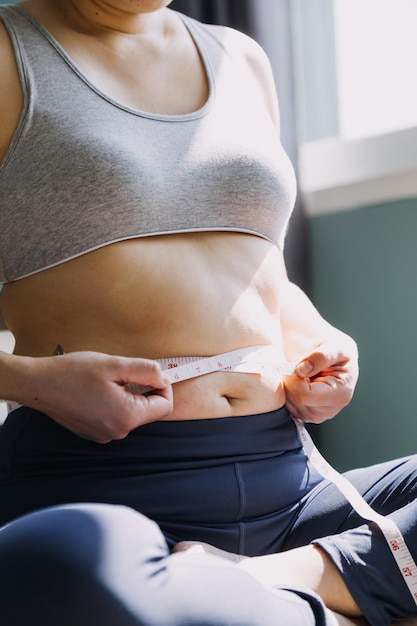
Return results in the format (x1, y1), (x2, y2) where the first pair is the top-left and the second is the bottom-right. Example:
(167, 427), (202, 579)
(0, 2), (296, 420)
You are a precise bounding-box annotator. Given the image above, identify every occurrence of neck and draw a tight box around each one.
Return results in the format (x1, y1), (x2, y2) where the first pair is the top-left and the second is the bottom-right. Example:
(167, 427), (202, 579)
(24, 0), (170, 35)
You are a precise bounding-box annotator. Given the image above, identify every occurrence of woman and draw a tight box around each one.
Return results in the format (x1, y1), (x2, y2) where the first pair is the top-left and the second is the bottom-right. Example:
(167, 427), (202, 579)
(0, 1), (416, 625)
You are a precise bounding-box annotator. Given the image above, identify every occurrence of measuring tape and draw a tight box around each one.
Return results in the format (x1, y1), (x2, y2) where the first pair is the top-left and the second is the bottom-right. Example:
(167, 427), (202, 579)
(6, 345), (294, 413)
(294, 420), (417, 605)
(125, 344), (296, 394)
(152, 345), (417, 606)
(6, 344), (417, 603)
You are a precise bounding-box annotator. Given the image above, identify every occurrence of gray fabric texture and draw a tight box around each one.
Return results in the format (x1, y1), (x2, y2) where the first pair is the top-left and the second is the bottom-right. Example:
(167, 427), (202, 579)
(170, 0), (310, 292)
(0, 6), (296, 283)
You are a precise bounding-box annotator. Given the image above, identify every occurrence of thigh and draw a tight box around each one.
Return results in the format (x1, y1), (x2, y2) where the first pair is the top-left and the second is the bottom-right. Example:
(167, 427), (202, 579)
(283, 455), (417, 549)
(0, 503), (329, 626)
(0, 406), (322, 556)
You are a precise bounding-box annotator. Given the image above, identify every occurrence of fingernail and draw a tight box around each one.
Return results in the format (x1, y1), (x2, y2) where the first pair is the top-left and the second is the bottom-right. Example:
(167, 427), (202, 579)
(296, 360), (313, 377)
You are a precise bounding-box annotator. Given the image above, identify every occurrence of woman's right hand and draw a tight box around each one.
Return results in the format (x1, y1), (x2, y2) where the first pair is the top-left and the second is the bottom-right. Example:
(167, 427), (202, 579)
(3, 351), (173, 443)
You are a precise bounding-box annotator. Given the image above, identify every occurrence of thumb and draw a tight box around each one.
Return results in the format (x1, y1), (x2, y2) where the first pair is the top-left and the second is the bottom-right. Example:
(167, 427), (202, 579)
(294, 341), (337, 379)
(123, 358), (169, 388)
(294, 358), (315, 379)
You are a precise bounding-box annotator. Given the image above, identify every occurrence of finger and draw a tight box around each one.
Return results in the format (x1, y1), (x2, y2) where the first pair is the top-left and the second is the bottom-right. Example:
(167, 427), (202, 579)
(295, 342), (349, 379)
(137, 390), (173, 421)
(285, 399), (334, 424)
(118, 358), (170, 389)
(285, 370), (354, 416)
(286, 378), (348, 409)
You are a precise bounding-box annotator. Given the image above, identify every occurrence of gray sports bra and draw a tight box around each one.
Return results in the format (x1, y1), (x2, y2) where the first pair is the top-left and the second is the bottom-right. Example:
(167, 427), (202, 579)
(0, 6), (296, 283)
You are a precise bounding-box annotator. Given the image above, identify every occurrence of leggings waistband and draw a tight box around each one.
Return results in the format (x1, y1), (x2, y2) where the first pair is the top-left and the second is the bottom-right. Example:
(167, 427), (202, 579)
(2, 405), (301, 467)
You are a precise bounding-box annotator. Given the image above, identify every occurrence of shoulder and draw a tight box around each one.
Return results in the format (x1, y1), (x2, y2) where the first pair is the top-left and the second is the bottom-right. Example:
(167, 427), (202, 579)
(204, 24), (280, 130)
(203, 23), (270, 73)
(0, 19), (24, 163)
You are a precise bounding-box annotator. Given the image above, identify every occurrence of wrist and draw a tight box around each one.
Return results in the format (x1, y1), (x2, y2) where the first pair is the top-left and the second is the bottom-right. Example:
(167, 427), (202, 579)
(0, 351), (39, 406)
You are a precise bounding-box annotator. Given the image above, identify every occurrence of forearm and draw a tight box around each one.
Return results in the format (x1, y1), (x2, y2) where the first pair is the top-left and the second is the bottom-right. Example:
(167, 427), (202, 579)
(0, 349), (173, 442)
(280, 277), (359, 423)
(280, 279), (357, 362)
(0, 350), (35, 405)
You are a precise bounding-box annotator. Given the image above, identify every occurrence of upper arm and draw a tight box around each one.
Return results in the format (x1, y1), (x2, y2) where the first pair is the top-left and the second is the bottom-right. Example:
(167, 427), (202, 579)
(0, 20), (24, 163)
(241, 36), (281, 132)
(206, 24), (281, 132)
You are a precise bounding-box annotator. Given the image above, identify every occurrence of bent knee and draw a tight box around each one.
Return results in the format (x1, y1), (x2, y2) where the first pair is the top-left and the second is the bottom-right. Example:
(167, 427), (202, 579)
(0, 504), (167, 625)
(0, 503), (165, 574)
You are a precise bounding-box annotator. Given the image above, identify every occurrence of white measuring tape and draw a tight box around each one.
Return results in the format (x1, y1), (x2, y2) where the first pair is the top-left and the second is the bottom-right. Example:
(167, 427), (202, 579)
(6, 344), (417, 604)
(6, 345), (294, 413)
(294, 420), (417, 605)
(153, 344), (417, 606)
(125, 344), (296, 394)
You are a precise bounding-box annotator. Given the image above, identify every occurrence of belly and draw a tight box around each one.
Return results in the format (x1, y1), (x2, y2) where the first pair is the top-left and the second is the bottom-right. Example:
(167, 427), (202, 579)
(0, 232), (288, 418)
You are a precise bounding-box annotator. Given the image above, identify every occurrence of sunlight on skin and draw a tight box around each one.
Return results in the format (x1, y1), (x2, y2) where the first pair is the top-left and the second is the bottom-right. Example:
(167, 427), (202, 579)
(330, 615), (367, 626)
(172, 542), (417, 626)
(173, 541), (361, 616)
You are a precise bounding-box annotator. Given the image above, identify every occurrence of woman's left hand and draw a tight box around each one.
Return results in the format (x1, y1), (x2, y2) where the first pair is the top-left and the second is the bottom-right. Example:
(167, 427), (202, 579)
(284, 337), (359, 424)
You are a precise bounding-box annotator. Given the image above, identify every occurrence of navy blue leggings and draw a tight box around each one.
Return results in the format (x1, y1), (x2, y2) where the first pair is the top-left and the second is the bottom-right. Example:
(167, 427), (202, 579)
(0, 406), (417, 625)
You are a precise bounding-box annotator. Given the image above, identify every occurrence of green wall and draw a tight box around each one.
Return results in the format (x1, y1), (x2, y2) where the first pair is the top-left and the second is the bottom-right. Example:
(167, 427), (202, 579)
(308, 197), (417, 471)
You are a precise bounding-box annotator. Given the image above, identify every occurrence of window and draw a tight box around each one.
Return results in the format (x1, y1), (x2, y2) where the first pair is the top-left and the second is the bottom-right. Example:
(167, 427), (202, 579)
(296, 0), (417, 214)
(297, 0), (417, 141)
(334, 0), (417, 139)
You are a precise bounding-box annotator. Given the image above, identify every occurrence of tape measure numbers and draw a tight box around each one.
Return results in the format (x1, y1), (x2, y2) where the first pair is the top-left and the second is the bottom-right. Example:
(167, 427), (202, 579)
(154, 345), (417, 606)
(126, 344), (295, 394)
(6, 344), (417, 605)
(294, 420), (417, 605)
